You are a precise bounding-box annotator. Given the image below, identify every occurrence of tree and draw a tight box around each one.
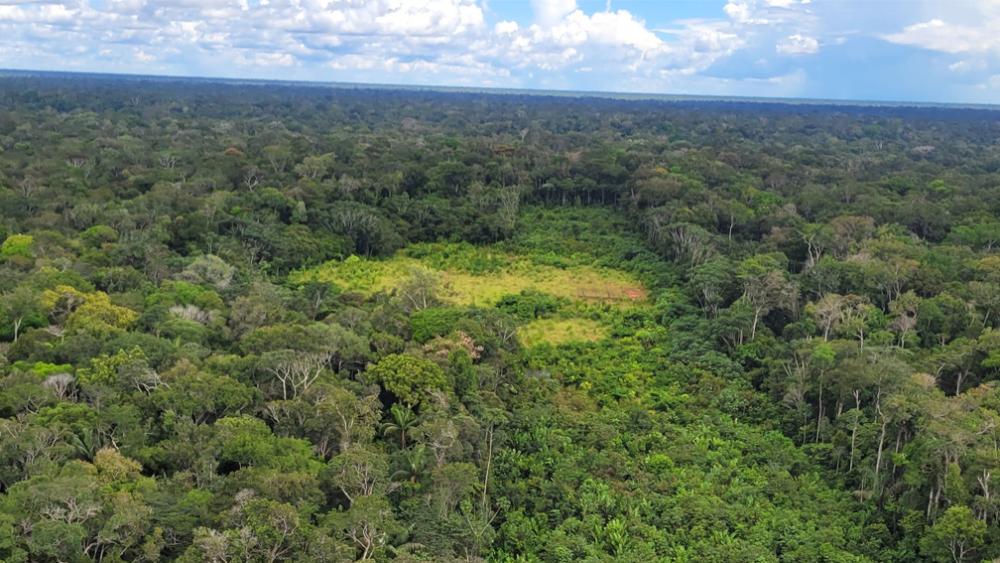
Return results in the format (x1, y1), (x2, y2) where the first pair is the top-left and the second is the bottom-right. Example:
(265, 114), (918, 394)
(177, 254), (235, 290)
(381, 404), (419, 449)
(294, 152), (335, 181)
(948, 220), (1000, 251)
(294, 280), (341, 320)
(826, 215), (875, 258)
(429, 462), (478, 519)
(651, 221), (715, 266)
(918, 293), (971, 347)
(1, 287), (43, 342)
(397, 268), (442, 313)
(77, 347), (161, 395)
(806, 293), (848, 341)
(931, 338), (981, 396)
(315, 385), (381, 454)
(324, 445), (391, 505)
(920, 505), (985, 562)
(262, 144), (292, 175)
(262, 349), (332, 401)
(687, 256), (734, 317)
(228, 282), (288, 338)
(151, 362), (257, 424)
(834, 295), (880, 351)
(889, 291), (921, 348)
(238, 497), (307, 563)
(365, 354), (448, 408)
(737, 253), (798, 340)
(427, 160), (473, 196)
(0, 234), (33, 261)
(326, 495), (400, 561)
(180, 495), (313, 563)
(247, 322), (367, 399)
(40, 285), (138, 337)
(214, 415), (320, 472)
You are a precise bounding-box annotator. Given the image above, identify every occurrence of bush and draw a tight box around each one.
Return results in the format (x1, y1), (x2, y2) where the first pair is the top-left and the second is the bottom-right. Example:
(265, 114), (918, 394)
(496, 290), (565, 321)
(410, 306), (465, 343)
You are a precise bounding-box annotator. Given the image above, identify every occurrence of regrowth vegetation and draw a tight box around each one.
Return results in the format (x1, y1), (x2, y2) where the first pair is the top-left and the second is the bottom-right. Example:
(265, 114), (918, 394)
(0, 74), (999, 562)
(293, 242), (648, 307)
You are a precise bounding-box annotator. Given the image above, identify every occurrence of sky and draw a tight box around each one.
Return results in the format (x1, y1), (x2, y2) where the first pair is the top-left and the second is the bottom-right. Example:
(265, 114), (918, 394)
(2, 0), (1000, 104)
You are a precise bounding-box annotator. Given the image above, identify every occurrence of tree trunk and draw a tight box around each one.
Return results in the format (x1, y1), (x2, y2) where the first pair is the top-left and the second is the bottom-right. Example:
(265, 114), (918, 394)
(750, 308), (762, 341)
(849, 422), (858, 472)
(874, 418), (888, 486)
(815, 380), (824, 442)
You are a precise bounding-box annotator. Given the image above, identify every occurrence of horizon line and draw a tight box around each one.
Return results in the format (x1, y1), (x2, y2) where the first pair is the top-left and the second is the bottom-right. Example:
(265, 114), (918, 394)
(3, 66), (1000, 112)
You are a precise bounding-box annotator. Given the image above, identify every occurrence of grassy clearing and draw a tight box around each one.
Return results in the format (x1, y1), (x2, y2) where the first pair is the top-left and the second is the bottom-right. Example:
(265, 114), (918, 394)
(291, 255), (420, 295)
(292, 244), (648, 307)
(441, 264), (646, 306)
(517, 318), (608, 347)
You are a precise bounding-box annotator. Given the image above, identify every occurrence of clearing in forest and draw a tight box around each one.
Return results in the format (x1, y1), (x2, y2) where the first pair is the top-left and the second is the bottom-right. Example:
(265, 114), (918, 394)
(517, 318), (608, 347)
(292, 242), (648, 308)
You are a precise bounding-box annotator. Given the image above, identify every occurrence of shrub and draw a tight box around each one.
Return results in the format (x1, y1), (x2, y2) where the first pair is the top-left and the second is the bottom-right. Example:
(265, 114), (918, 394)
(496, 289), (565, 321)
(410, 307), (465, 343)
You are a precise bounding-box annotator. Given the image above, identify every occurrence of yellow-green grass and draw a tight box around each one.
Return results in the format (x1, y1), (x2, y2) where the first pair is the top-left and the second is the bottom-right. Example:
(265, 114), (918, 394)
(517, 318), (608, 348)
(293, 251), (648, 307)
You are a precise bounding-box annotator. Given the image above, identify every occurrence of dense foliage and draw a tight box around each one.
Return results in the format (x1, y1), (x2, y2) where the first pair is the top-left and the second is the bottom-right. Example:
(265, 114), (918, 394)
(1, 73), (999, 561)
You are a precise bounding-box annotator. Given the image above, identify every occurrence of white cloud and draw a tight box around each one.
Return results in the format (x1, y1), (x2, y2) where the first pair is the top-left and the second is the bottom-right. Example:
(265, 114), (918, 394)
(723, 0), (812, 26)
(11, 0), (999, 101)
(494, 20), (518, 35)
(882, 18), (1000, 55)
(531, 0), (577, 25)
(948, 59), (986, 73)
(776, 33), (818, 55)
(489, 6), (744, 78)
(134, 48), (155, 62)
(237, 51), (296, 67)
(585, 10), (662, 51)
(875, 0), (1000, 55)
(0, 0), (778, 95)
(263, 0), (485, 38)
(724, 1), (754, 24)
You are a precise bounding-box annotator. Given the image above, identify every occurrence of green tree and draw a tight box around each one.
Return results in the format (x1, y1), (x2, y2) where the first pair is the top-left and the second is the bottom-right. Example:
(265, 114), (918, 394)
(919, 505), (985, 562)
(0, 234), (33, 260)
(736, 253), (798, 340)
(688, 256), (735, 317)
(366, 354), (447, 408)
(381, 404), (419, 449)
(1, 287), (44, 342)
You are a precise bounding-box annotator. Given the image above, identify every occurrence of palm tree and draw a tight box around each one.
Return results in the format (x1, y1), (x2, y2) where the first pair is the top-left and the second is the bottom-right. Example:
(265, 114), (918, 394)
(381, 403), (418, 449)
(391, 444), (428, 484)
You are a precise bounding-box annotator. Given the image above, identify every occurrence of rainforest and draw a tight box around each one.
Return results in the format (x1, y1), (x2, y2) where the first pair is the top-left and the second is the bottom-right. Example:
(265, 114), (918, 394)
(1, 73), (999, 562)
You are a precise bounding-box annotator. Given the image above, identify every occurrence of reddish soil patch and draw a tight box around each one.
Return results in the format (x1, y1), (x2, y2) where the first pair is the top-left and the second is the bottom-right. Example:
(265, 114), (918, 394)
(624, 288), (645, 300)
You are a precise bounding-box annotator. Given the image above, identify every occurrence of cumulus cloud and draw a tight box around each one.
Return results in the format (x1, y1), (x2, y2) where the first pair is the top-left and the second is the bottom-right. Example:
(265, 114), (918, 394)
(531, 0), (577, 26)
(776, 33), (818, 55)
(723, 0), (813, 26)
(0, 0), (756, 87)
(2, 0), (998, 101)
(486, 5), (748, 81)
(875, 0), (1000, 97)
(882, 18), (1000, 55)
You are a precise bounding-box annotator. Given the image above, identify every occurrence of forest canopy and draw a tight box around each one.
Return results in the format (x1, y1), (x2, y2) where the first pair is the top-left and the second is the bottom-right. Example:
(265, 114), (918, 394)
(1, 73), (999, 562)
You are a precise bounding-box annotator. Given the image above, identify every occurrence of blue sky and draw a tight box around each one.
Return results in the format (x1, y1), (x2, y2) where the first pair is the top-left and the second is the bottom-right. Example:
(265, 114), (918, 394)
(2, 0), (1000, 103)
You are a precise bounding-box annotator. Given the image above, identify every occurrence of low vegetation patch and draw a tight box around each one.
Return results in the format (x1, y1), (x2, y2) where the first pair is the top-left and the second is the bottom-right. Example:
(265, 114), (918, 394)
(518, 317), (608, 347)
(293, 243), (648, 307)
